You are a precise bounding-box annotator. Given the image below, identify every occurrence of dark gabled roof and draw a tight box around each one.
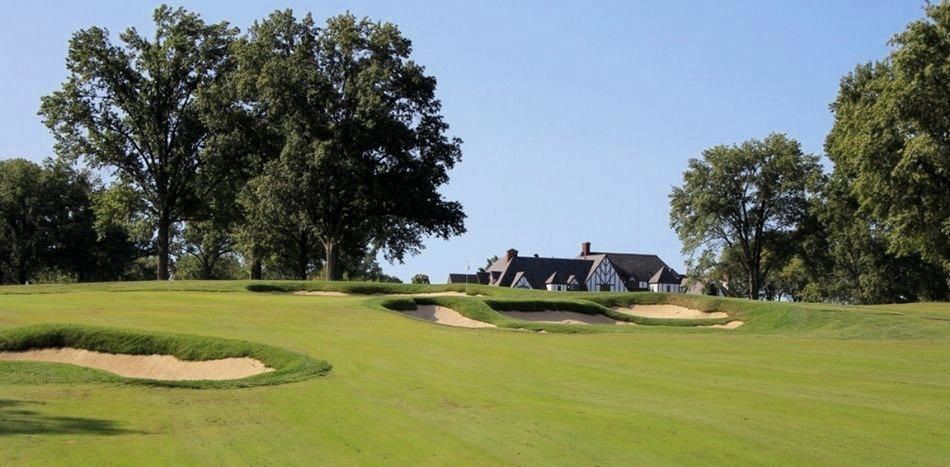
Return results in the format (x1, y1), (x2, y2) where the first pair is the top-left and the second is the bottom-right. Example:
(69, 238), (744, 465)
(485, 256), (509, 273)
(477, 271), (489, 284)
(492, 256), (594, 289)
(581, 252), (680, 284)
(544, 269), (583, 285)
(649, 267), (681, 284)
(509, 271), (530, 288)
(447, 273), (489, 285)
(574, 253), (606, 282)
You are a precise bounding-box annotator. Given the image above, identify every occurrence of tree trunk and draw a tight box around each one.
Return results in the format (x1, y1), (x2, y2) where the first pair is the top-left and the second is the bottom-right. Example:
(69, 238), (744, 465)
(200, 257), (214, 280)
(156, 208), (171, 280)
(324, 239), (339, 281)
(296, 233), (309, 281)
(296, 257), (307, 281)
(748, 268), (760, 300)
(250, 255), (262, 280)
(16, 258), (27, 285)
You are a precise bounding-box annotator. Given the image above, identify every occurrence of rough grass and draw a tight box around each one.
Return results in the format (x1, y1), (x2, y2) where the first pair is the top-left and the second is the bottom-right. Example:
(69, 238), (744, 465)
(0, 324), (331, 389)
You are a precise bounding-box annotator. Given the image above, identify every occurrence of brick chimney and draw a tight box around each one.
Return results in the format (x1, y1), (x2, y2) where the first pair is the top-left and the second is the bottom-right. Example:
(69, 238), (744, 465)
(581, 242), (591, 256)
(506, 248), (518, 262)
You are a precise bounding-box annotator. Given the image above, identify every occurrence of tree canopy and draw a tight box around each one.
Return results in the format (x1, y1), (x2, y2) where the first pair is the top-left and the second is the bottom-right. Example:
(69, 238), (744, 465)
(670, 134), (822, 299)
(235, 11), (465, 280)
(0, 158), (142, 284)
(39, 5), (241, 280)
(14, 4), (947, 297)
(826, 2), (950, 287)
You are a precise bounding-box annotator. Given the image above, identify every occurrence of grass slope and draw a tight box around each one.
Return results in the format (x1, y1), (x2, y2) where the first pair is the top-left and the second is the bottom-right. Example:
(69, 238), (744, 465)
(0, 281), (947, 465)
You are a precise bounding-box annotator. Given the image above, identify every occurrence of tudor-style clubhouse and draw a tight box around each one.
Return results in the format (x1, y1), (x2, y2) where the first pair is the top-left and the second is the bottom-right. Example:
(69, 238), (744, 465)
(448, 242), (684, 292)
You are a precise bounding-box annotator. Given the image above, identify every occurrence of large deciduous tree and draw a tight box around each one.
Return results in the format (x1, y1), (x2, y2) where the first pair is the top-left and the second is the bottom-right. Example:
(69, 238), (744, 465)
(0, 158), (141, 284)
(41, 159), (143, 282)
(811, 172), (948, 303)
(670, 134), (822, 299)
(237, 173), (325, 280)
(180, 219), (235, 280)
(236, 11), (465, 280)
(39, 6), (239, 280)
(826, 2), (950, 287)
(0, 159), (49, 283)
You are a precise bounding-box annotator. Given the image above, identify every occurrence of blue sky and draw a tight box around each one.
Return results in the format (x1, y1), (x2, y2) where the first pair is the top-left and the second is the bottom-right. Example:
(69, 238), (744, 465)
(0, 1), (924, 282)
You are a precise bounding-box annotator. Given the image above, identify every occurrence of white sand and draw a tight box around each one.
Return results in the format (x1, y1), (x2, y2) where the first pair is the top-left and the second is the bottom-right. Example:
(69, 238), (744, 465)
(614, 304), (728, 319)
(707, 320), (744, 329)
(0, 347), (274, 381)
(404, 292), (477, 297)
(293, 291), (351, 297)
(499, 310), (631, 325)
(294, 291), (479, 297)
(401, 305), (496, 328)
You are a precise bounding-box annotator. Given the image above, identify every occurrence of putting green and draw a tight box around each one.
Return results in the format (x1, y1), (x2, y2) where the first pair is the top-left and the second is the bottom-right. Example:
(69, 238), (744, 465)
(0, 281), (947, 465)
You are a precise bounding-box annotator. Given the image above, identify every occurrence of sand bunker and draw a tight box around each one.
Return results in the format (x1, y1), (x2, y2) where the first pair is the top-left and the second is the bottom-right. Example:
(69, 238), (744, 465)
(293, 291), (351, 297)
(404, 292), (481, 297)
(294, 291), (479, 297)
(0, 347), (274, 381)
(401, 305), (496, 328)
(615, 304), (728, 320)
(499, 310), (631, 325)
(706, 320), (744, 329)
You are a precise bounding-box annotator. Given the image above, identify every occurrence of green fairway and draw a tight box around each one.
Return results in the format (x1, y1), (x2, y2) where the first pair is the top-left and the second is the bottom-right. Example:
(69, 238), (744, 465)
(0, 282), (948, 465)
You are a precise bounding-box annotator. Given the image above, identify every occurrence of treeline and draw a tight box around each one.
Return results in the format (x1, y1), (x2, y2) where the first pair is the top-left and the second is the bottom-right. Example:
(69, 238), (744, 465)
(1, 6), (465, 284)
(0, 159), (144, 283)
(671, 3), (950, 304)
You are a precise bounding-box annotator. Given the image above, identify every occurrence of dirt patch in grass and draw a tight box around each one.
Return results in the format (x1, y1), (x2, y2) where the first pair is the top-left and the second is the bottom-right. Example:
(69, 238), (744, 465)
(0, 347), (274, 381)
(499, 310), (632, 325)
(401, 305), (496, 328)
(614, 304), (728, 320)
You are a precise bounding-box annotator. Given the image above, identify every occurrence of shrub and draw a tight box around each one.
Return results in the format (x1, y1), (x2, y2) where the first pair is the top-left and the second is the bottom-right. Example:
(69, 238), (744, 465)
(411, 274), (430, 284)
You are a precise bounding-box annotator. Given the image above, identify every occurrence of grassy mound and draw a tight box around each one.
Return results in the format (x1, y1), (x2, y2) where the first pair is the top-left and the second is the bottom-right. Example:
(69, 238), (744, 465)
(245, 280), (504, 296)
(0, 280), (504, 296)
(0, 324), (331, 388)
(486, 298), (735, 326)
(1, 280), (941, 339)
(377, 296), (734, 333)
(377, 292), (947, 338)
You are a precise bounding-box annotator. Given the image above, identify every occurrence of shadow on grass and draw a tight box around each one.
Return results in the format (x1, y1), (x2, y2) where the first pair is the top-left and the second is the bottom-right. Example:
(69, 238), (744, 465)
(0, 400), (143, 436)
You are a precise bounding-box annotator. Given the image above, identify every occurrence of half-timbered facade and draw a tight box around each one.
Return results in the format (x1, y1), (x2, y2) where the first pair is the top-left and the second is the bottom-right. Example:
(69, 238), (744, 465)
(583, 255), (625, 292)
(479, 250), (594, 291)
(577, 242), (684, 293)
(449, 242), (684, 293)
